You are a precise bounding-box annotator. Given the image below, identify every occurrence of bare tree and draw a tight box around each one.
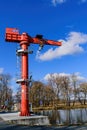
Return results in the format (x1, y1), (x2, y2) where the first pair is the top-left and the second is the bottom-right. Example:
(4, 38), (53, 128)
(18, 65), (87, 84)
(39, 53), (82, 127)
(80, 82), (87, 105)
(30, 81), (44, 107)
(29, 81), (56, 107)
(71, 74), (78, 106)
(0, 74), (13, 111)
(44, 85), (56, 106)
(60, 76), (71, 106)
(71, 73), (84, 106)
(14, 86), (21, 103)
(47, 74), (62, 100)
(46, 73), (72, 106)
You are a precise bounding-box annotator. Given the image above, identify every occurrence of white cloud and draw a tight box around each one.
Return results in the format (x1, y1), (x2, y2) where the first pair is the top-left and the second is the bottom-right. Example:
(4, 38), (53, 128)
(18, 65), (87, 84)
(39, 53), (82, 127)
(44, 72), (87, 82)
(0, 68), (4, 74)
(44, 72), (70, 81)
(36, 32), (87, 61)
(51, 0), (66, 6)
(74, 72), (87, 81)
(51, 0), (87, 6)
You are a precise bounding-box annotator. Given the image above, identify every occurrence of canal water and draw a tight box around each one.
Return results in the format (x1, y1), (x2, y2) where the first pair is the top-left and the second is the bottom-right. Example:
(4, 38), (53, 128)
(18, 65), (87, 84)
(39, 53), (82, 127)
(35, 109), (87, 125)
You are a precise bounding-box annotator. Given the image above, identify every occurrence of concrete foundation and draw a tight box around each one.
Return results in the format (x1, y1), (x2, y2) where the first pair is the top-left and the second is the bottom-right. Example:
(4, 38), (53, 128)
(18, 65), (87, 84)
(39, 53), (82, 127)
(0, 112), (50, 126)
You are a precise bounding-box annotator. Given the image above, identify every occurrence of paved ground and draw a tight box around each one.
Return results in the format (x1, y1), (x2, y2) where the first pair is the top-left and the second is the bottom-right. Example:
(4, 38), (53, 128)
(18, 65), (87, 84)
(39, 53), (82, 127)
(0, 124), (87, 130)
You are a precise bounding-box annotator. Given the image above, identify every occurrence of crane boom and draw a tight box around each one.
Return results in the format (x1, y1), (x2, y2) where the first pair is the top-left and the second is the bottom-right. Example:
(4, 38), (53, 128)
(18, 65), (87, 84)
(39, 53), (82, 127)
(5, 28), (62, 46)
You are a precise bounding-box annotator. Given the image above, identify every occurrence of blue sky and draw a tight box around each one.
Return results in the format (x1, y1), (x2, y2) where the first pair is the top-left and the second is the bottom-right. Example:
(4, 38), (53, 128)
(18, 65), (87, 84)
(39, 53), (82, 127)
(0, 0), (87, 92)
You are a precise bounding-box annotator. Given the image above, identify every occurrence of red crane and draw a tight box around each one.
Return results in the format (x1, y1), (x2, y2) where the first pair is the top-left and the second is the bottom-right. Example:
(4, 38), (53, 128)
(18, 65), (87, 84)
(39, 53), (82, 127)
(5, 28), (62, 116)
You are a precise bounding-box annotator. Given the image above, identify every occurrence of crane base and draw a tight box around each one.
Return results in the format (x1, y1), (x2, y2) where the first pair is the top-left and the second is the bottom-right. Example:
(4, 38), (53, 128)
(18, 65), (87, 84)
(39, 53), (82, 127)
(19, 112), (30, 116)
(0, 112), (50, 126)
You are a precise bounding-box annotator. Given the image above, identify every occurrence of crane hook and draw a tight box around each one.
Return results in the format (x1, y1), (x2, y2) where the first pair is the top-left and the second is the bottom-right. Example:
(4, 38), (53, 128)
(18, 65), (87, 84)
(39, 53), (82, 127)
(38, 44), (44, 51)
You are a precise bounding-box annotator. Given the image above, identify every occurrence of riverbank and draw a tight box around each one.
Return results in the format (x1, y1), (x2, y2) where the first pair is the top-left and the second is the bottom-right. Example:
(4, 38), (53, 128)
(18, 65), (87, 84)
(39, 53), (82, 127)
(0, 110), (87, 129)
(33, 104), (87, 112)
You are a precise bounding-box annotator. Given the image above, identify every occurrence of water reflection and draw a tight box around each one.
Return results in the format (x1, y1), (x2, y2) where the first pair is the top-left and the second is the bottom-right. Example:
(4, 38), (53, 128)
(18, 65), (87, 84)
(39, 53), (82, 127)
(35, 108), (87, 125)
